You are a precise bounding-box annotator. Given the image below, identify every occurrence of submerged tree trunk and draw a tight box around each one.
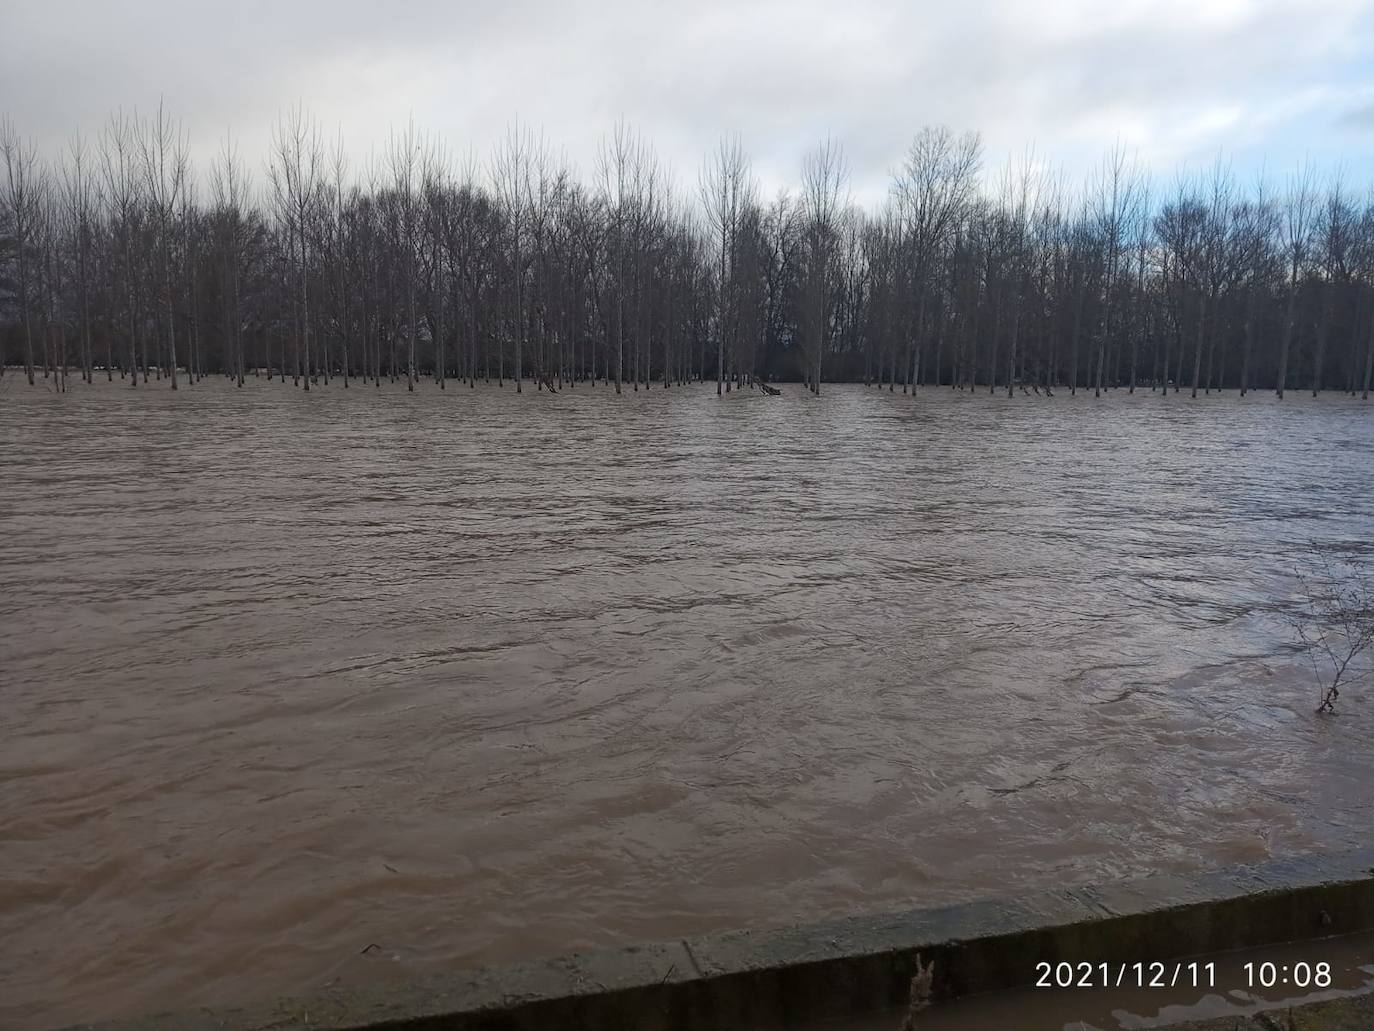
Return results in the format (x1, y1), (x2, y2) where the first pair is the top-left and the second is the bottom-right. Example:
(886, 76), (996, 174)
(1363, 302), (1374, 401)
(1276, 271), (1297, 399)
(1068, 277), (1082, 396)
(1312, 281), (1333, 397)
(1240, 282), (1256, 397)
(1191, 292), (1206, 399)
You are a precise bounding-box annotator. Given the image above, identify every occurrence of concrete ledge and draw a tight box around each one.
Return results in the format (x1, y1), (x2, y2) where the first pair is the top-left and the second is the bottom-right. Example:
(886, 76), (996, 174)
(1170, 992), (1374, 1030)
(67, 847), (1374, 1031)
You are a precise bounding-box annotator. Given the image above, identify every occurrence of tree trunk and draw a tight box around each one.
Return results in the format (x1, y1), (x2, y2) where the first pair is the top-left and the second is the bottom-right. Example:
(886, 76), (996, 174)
(1362, 300), (1374, 400)
(1068, 278), (1082, 396)
(1006, 283), (1020, 399)
(1191, 291), (1206, 399)
(19, 248), (35, 385)
(1276, 269), (1297, 399)
(1240, 282), (1256, 397)
(1312, 280), (1333, 397)
(407, 246), (417, 392)
(1095, 270), (1112, 398)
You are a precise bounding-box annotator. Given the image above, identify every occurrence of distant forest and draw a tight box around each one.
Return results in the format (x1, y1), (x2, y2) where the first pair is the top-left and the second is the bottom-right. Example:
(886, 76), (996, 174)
(2, 108), (1372, 399)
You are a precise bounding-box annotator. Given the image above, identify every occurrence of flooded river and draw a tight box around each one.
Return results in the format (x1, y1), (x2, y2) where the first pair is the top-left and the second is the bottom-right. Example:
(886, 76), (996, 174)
(2, 378), (1371, 1029)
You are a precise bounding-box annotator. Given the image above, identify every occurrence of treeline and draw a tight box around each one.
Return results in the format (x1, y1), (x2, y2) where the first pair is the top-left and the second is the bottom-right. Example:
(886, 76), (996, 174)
(2, 107), (1373, 399)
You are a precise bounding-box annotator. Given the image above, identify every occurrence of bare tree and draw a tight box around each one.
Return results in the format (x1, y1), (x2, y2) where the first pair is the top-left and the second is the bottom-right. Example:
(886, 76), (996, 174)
(600, 120), (650, 395)
(1154, 177), (1205, 397)
(325, 130), (350, 388)
(61, 130), (99, 382)
(137, 100), (188, 388)
(1359, 189), (1374, 401)
(422, 140), (449, 389)
(493, 120), (538, 393)
(1188, 159), (1234, 399)
(387, 117), (425, 391)
(8, 109), (1374, 400)
(1234, 171), (1279, 398)
(1312, 173), (1353, 397)
(1127, 179), (1152, 393)
(699, 134), (754, 395)
(525, 139), (564, 390)
(37, 169), (64, 389)
(997, 148), (1040, 397)
(211, 129), (251, 387)
(268, 103), (323, 391)
(1289, 547), (1374, 714)
(798, 137), (849, 395)
(891, 126), (982, 395)
(99, 110), (144, 385)
(1276, 163), (1316, 400)
(2, 116), (42, 384)
(1088, 142), (1142, 397)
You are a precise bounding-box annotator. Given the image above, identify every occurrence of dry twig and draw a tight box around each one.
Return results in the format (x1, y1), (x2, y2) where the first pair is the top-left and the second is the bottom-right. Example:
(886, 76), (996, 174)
(1287, 546), (1374, 714)
(898, 953), (934, 1031)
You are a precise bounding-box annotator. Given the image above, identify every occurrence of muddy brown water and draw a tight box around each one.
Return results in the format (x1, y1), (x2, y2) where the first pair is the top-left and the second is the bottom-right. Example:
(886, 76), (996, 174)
(2, 378), (1372, 1030)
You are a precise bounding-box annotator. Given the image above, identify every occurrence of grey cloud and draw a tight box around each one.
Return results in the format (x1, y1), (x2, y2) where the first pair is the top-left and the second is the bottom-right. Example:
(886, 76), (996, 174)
(1337, 102), (1374, 128)
(3, 0), (1372, 199)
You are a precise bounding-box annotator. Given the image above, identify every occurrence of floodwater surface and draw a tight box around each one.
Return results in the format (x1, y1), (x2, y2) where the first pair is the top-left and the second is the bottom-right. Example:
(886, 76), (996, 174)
(2, 378), (1372, 1029)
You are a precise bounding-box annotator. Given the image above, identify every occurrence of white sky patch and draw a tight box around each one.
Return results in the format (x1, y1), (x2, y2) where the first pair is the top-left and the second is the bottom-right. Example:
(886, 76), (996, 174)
(1187, 105), (1247, 135)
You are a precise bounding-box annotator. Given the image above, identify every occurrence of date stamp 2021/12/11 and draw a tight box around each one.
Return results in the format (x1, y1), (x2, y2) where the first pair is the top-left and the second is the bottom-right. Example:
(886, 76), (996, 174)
(1034, 960), (1334, 990)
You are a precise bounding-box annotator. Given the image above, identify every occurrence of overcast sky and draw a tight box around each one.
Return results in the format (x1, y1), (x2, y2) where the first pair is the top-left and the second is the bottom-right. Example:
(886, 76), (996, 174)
(5, 0), (1374, 207)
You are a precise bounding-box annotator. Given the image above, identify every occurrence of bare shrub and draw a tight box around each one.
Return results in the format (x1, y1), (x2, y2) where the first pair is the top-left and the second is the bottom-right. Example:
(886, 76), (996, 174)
(898, 953), (934, 1030)
(1289, 547), (1374, 714)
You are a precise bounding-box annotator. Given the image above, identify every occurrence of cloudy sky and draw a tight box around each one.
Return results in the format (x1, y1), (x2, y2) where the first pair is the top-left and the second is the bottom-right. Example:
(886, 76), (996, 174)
(5, 0), (1374, 206)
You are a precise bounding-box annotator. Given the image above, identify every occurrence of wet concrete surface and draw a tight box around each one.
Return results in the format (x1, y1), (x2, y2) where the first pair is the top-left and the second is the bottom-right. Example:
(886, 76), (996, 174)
(60, 848), (1374, 1031)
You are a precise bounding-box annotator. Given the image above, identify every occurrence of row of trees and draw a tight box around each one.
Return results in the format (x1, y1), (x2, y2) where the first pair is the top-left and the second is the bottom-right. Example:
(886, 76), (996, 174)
(3, 108), (1373, 400)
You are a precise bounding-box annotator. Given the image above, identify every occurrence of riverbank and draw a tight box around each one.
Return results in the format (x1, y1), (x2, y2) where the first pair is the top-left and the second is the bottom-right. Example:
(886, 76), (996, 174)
(64, 847), (1374, 1031)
